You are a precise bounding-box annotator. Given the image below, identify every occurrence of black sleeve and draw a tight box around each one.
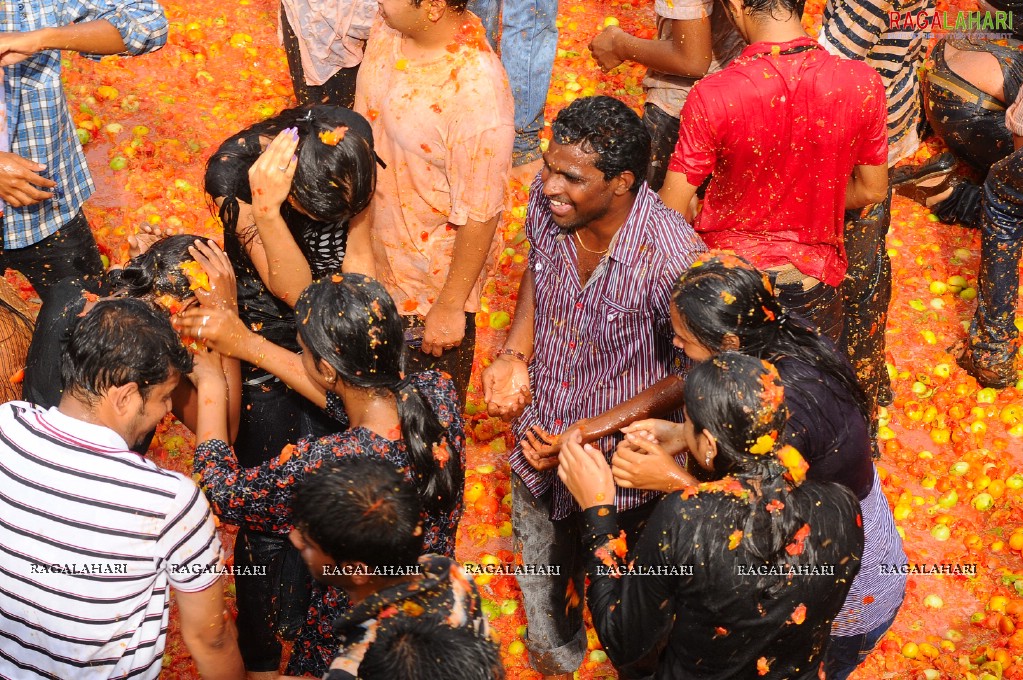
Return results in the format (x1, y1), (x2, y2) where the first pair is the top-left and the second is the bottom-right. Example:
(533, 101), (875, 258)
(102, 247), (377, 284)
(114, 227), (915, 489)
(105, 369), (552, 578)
(580, 500), (687, 674)
(23, 278), (96, 408)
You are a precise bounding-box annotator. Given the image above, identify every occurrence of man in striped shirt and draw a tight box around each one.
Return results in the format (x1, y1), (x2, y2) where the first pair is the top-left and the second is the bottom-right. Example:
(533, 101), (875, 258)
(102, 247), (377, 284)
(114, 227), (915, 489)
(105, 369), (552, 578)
(482, 96), (704, 679)
(0, 299), (243, 680)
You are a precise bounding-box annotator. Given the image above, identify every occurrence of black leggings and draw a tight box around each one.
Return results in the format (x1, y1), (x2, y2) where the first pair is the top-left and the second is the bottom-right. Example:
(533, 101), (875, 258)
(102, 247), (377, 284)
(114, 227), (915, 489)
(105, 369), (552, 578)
(233, 377), (344, 671)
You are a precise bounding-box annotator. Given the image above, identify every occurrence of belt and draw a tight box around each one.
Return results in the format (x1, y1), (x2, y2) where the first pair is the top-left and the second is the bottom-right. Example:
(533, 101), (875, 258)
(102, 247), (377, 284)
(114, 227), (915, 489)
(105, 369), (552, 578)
(766, 265), (820, 292)
(924, 70), (1007, 112)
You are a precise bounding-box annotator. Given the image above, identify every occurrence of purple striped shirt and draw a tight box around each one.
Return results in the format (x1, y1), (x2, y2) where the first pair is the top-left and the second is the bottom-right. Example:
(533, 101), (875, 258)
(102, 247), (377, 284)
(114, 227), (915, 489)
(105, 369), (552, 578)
(511, 179), (706, 520)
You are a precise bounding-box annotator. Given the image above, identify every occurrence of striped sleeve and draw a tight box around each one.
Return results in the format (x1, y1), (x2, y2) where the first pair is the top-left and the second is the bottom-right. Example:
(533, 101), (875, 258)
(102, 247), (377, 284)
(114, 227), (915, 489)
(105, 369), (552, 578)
(818, 0), (894, 61)
(157, 477), (222, 593)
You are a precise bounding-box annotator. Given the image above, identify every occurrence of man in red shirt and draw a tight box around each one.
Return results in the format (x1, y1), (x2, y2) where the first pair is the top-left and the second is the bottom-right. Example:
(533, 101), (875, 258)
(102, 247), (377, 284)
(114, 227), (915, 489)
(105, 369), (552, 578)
(660, 0), (889, 343)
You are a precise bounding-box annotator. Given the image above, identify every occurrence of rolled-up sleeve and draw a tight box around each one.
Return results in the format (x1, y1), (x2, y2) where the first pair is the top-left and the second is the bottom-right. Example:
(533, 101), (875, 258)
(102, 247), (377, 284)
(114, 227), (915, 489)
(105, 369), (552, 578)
(64, 0), (169, 56)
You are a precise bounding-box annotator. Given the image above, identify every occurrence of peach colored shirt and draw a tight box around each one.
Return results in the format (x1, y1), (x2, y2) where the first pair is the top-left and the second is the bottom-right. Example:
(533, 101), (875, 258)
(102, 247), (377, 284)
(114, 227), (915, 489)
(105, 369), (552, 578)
(354, 16), (514, 316)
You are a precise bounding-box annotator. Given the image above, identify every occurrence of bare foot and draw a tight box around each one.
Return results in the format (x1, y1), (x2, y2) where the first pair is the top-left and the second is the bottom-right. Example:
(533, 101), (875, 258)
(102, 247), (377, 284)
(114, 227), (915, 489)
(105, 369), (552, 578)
(912, 174), (955, 208)
(510, 157), (544, 188)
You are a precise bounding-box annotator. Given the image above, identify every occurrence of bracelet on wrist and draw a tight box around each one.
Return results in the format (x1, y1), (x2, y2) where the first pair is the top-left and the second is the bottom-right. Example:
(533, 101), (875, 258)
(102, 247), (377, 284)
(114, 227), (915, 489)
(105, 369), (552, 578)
(495, 348), (529, 363)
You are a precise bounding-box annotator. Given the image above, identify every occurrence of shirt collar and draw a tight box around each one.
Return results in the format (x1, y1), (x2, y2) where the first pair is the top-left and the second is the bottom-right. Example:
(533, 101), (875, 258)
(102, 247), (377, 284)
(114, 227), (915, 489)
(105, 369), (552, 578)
(40, 405), (132, 452)
(605, 182), (657, 266)
(738, 36), (819, 61)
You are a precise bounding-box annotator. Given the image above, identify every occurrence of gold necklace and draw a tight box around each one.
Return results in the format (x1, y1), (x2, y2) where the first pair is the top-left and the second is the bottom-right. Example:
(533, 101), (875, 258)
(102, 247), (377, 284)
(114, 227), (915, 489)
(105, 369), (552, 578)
(574, 229), (609, 255)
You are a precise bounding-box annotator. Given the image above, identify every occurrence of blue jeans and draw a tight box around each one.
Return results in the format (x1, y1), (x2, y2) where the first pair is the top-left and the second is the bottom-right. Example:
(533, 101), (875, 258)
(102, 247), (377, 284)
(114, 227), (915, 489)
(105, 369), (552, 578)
(824, 607), (900, 680)
(970, 146), (1023, 365)
(467, 0), (557, 165)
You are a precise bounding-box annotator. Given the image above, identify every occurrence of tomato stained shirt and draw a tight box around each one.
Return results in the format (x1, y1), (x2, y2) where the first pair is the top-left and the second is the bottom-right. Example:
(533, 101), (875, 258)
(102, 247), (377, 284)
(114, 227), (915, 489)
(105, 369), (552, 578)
(511, 178), (705, 520)
(668, 37), (888, 287)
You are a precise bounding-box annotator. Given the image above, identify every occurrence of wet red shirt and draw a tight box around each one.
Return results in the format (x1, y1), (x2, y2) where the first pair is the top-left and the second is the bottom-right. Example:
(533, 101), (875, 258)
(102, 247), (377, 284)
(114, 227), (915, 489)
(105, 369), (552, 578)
(668, 37), (887, 287)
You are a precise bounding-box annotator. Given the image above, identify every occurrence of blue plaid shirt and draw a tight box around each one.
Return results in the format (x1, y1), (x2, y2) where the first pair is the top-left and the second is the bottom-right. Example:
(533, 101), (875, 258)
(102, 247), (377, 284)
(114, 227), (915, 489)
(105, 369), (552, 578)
(1, 0), (167, 249)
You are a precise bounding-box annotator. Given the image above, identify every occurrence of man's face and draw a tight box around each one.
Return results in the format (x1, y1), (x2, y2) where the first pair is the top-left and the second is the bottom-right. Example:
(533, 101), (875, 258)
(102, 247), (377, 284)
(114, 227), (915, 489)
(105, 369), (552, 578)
(378, 0), (428, 35)
(124, 373), (179, 449)
(540, 140), (616, 231)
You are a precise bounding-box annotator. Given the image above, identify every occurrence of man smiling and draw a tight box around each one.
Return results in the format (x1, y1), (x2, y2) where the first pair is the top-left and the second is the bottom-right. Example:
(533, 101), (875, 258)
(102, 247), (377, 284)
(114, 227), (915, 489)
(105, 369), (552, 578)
(482, 96), (704, 679)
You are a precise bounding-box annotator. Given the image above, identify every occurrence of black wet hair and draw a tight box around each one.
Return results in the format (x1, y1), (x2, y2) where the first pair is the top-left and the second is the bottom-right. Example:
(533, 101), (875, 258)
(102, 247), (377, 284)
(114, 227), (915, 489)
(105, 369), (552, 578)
(294, 276), (463, 518)
(672, 253), (870, 424)
(104, 234), (202, 301)
(206, 105), (376, 270)
(61, 298), (192, 402)
(358, 615), (504, 680)
(550, 96), (650, 191)
(685, 352), (819, 575)
(291, 457), (424, 568)
(737, 0), (807, 20)
(411, 0), (470, 11)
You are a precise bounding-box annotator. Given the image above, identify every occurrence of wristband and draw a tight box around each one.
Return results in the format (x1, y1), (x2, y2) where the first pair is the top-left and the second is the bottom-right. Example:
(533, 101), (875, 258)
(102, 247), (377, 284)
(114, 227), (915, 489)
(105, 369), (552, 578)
(495, 348), (529, 363)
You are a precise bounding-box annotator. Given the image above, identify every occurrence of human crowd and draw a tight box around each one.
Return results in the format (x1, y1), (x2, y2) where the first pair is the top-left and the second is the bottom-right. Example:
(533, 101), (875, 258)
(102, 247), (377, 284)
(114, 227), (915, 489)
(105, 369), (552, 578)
(0, 0), (1020, 677)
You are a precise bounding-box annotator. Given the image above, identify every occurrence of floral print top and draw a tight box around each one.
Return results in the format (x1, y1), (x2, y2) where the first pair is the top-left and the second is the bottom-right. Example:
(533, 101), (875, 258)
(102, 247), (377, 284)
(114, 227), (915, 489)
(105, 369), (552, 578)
(193, 370), (465, 556)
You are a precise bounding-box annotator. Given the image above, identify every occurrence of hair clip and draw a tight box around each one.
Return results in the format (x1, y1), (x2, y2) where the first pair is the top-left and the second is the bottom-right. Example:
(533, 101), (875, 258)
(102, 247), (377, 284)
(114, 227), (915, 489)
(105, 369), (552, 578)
(297, 109), (315, 123)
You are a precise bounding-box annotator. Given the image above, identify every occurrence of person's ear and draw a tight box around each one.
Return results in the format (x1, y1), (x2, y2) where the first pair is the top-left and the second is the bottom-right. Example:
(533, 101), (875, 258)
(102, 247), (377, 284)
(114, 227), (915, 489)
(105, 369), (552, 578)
(612, 171), (636, 196)
(425, 0), (446, 22)
(697, 430), (718, 468)
(317, 358), (338, 386)
(107, 382), (141, 416)
(721, 333), (740, 351)
(289, 528), (308, 551)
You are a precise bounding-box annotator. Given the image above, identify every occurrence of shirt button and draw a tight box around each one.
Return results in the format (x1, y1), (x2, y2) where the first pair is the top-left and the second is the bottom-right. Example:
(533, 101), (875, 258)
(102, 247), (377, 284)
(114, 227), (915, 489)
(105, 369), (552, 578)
(534, 262), (543, 271)
(554, 419), (563, 427)
(568, 341), (575, 349)
(561, 381), (569, 388)
(575, 302), (583, 309)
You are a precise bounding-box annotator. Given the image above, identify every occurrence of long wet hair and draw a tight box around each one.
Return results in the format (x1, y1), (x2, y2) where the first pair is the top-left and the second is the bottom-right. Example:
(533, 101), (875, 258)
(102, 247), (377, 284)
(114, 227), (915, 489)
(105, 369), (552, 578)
(104, 234), (201, 301)
(672, 253), (870, 424)
(207, 106), (377, 274)
(294, 276), (462, 517)
(685, 353), (826, 581)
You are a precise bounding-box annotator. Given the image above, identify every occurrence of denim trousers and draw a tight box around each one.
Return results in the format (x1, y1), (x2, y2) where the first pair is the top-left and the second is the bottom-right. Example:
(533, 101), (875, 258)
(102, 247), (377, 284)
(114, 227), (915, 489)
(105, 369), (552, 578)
(512, 473), (656, 675)
(0, 209), (103, 304)
(923, 46), (1015, 175)
(970, 147), (1023, 366)
(841, 194), (894, 417)
(643, 103), (680, 192)
(771, 279), (844, 346)
(466, 0), (557, 165)
(823, 605), (901, 680)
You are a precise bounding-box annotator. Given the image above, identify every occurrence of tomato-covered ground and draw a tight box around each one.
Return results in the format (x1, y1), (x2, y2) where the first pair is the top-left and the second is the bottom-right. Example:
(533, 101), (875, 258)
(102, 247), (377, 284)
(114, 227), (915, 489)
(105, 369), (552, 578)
(17, 0), (1022, 676)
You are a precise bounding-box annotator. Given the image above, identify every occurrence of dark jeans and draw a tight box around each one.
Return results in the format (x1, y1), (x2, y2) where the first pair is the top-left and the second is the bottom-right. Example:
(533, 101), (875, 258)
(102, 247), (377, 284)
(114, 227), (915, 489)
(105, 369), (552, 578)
(511, 473), (656, 675)
(970, 147), (1023, 366)
(402, 312), (476, 407)
(643, 103), (680, 192)
(280, 4), (360, 108)
(0, 210), (103, 304)
(772, 279), (844, 346)
(923, 42), (1015, 175)
(824, 605), (901, 680)
(934, 182), (984, 228)
(234, 529), (312, 672)
(841, 195), (894, 416)
(234, 377), (344, 671)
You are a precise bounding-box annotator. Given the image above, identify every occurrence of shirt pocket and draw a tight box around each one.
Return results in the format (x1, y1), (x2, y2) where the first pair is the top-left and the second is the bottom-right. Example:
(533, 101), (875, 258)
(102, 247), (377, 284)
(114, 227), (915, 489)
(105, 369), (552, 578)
(593, 296), (653, 357)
